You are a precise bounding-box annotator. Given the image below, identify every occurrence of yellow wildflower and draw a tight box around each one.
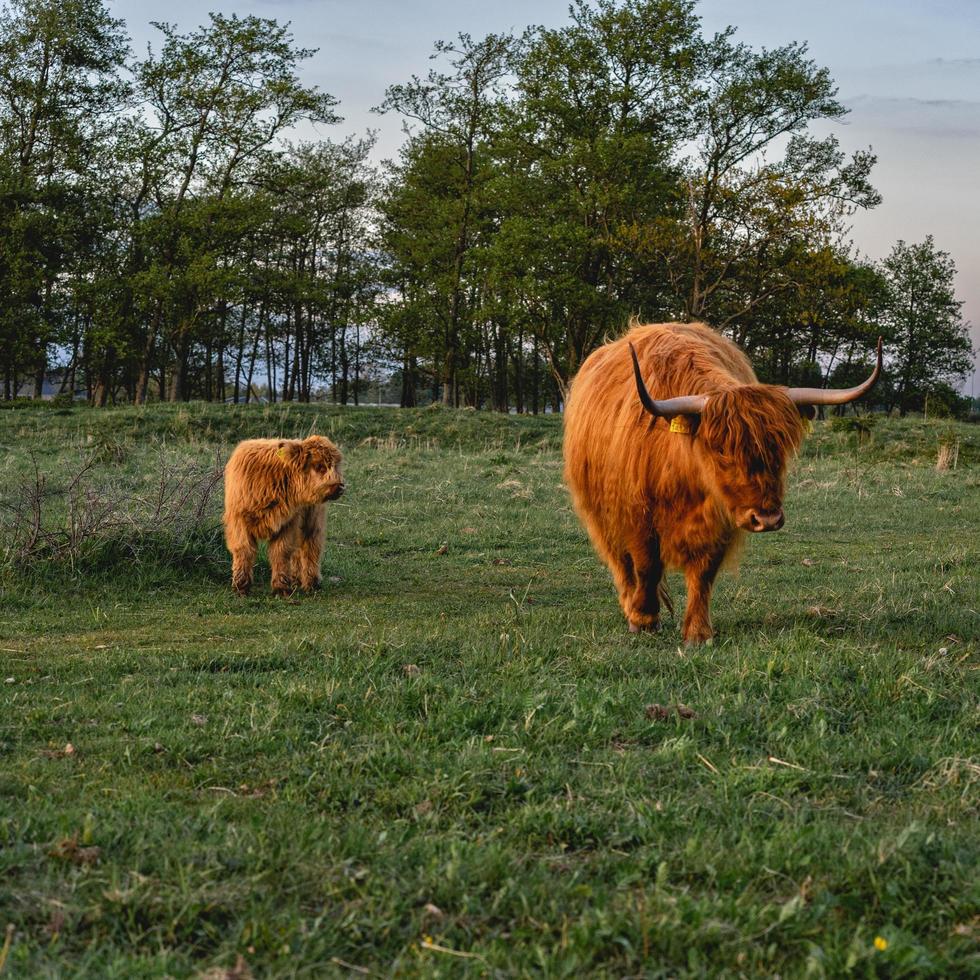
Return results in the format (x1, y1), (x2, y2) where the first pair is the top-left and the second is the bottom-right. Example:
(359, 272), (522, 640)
(874, 936), (888, 951)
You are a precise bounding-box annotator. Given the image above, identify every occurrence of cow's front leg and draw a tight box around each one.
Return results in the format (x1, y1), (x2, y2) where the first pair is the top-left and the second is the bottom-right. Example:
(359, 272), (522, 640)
(681, 548), (727, 645)
(626, 539), (666, 634)
(268, 517), (300, 597)
(294, 504), (326, 592)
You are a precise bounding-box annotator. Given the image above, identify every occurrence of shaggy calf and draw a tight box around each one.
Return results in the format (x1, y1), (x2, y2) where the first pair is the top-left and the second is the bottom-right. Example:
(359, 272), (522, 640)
(223, 435), (345, 596)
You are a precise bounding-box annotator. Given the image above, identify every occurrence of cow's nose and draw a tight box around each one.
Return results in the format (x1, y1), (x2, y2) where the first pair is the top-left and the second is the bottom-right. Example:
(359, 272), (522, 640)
(749, 508), (784, 532)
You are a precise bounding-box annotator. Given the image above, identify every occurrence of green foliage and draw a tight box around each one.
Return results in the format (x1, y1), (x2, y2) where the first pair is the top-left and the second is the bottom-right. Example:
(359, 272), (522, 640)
(375, 31), (520, 405)
(0, 0), (129, 397)
(879, 237), (975, 414)
(0, 407), (977, 976)
(373, 0), (904, 403)
(828, 412), (877, 449)
(829, 413), (877, 433)
(0, 0), (974, 420)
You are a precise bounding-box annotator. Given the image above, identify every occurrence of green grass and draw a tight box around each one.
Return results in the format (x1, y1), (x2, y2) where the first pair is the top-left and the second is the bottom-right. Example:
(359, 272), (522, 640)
(1, 403), (977, 978)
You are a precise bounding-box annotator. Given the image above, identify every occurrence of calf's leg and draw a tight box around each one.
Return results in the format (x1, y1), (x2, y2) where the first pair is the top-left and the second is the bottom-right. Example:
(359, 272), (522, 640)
(268, 516), (301, 597)
(226, 518), (257, 596)
(294, 504), (326, 592)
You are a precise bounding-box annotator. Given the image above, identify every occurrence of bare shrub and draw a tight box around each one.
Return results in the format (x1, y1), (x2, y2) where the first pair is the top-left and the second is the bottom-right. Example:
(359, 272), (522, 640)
(359, 433), (437, 451)
(144, 451), (224, 532)
(0, 451), (224, 573)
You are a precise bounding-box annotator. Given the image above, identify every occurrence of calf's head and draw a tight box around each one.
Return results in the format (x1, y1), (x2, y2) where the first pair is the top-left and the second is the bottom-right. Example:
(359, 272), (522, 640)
(281, 435), (345, 504)
(629, 337), (882, 533)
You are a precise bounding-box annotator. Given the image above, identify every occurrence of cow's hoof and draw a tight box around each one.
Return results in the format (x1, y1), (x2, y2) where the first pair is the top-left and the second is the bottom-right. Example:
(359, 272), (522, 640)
(628, 620), (661, 634)
(683, 634), (714, 647)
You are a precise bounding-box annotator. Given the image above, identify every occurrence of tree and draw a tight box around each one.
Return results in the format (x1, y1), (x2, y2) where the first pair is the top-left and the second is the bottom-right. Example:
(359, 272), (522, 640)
(639, 31), (880, 344)
(879, 237), (973, 414)
(125, 12), (340, 402)
(499, 0), (700, 394)
(5, 0), (967, 414)
(736, 247), (887, 387)
(376, 32), (518, 405)
(254, 137), (379, 405)
(0, 0), (129, 398)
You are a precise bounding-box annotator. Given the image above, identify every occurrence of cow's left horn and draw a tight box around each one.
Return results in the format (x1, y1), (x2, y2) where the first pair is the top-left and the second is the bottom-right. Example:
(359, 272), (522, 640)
(629, 343), (709, 419)
(785, 337), (883, 406)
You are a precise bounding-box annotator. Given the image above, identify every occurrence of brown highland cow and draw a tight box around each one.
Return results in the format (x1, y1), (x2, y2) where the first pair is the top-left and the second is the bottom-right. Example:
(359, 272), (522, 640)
(223, 435), (345, 596)
(563, 321), (881, 644)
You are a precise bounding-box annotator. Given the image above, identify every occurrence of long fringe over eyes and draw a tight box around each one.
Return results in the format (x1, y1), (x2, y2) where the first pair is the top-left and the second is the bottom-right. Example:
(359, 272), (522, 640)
(697, 386), (806, 472)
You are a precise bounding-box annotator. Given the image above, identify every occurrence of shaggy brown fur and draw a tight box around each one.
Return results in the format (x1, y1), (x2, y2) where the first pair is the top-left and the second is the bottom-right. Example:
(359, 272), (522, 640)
(223, 435), (345, 596)
(563, 322), (807, 644)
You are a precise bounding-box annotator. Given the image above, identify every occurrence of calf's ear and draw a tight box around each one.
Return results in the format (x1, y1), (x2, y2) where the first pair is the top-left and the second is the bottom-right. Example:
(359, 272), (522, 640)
(297, 443), (324, 470)
(276, 441), (305, 466)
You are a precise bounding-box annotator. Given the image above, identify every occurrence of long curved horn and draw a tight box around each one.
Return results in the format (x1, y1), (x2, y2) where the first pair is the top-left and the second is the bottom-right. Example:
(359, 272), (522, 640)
(786, 337), (883, 406)
(629, 343), (709, 418)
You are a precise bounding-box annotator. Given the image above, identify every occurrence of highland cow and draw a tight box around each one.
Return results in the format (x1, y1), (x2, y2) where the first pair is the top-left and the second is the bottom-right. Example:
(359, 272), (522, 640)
(563, 321), (881, 644)
(223, 435), (345, 596)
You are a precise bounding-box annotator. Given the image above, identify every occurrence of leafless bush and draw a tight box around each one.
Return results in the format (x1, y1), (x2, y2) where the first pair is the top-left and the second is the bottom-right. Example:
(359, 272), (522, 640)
(143, 450), (224, 532)
(358, 432), (437, 451)
(0, 451), (224, 572)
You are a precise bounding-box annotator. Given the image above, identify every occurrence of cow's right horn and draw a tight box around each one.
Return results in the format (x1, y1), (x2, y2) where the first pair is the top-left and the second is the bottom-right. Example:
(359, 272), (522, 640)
(630, 343), (709, 419)
(785, 337), (883, 406)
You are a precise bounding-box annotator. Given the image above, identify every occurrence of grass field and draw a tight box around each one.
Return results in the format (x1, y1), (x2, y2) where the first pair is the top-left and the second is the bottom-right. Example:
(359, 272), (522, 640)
(1, 402), (977, 978)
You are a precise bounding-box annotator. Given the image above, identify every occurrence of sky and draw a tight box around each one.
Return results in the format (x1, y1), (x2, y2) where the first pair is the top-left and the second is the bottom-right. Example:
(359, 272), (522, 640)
(111, 0), (980, 395)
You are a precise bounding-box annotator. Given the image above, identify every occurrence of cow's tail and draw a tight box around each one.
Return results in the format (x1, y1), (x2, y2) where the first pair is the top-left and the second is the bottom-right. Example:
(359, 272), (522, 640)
(658, 579), (675, 617)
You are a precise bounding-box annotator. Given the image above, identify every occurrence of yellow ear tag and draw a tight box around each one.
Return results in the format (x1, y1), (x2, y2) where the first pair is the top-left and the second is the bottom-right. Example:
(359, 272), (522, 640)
(802, 417), (813, 434)
(277, 447), (286, 459)
(669, 416), (692, 434)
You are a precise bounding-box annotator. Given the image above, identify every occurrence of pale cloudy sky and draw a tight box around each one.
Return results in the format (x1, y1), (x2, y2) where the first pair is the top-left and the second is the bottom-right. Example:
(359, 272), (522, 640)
(111, 0), (980, 394)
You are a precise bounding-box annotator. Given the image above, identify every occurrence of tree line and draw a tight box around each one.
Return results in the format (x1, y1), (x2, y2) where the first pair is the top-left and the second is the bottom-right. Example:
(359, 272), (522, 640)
(0, 0), (973, 414)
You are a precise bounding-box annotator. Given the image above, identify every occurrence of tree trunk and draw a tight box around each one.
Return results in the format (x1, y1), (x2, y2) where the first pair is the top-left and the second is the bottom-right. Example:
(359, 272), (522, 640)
(169, 328), (191, 401)
(401, 353), (417, 407)
(92, 346), (116, 407)
(353, 323), (360, 406)
(532, 335), (540, 415)
(265, 320), (276, 403)
(232, 303), (249, 402)
(33, 356), (46, 399)
(244, 304), (264, 403)
(136, 299), (165, 405)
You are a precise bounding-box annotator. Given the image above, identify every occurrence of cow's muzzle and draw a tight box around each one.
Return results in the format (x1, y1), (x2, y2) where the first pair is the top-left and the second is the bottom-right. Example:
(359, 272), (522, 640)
(323, 482), (345, 501)
(746, 508), (784, 532)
